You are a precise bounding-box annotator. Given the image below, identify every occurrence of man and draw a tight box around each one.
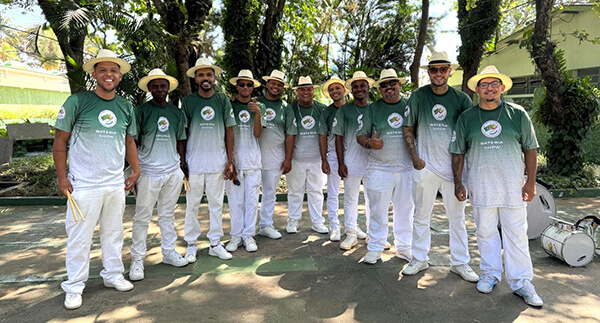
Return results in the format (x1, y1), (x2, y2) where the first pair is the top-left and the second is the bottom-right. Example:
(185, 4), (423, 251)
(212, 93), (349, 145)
(182, 58), (236, 261)
(332, 71), (372, 250)
(257, 70), (296, 239)
(287, 76), (328, 234)
(356, 69), (413, 264)
(53, 49), (139, 310)
(129, 68), (188, 282)
(225, 70), (264, 253)
(402, 51), (479, 282)
(318, 76), (347, 241)
(451, 65), (543, 307)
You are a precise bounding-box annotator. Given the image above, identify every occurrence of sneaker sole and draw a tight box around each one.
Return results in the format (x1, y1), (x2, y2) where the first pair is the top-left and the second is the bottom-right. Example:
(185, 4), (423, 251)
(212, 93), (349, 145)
(103, 283), (134, 292)
(129, 275), (144, 281)
(311, 228), (329, 234)
(340, 241), (358, 250)
(163, 260), (189, 267)
(364, 257), (380, 265)
(402, 265), (429, 276)
(64, 302), (82, 310)
(259, 233), (282, 239)
(450, 268), (479, 283)
(185, 256), (197, 263)
(208, 251), (232, 260)
(513, 291), (543, 307)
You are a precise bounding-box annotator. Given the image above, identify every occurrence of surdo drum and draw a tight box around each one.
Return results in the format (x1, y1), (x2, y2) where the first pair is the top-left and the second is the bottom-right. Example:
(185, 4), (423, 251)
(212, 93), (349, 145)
(526, 183), (555, 239)
(541, 221), (595, 267)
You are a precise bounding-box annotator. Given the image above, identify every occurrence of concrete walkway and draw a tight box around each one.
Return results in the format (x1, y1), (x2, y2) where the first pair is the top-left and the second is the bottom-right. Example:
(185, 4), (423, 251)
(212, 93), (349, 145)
(1, 197), (599, 322)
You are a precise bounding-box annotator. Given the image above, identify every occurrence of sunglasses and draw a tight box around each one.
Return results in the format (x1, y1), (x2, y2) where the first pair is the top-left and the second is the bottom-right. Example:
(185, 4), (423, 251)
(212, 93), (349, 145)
(379, 80), (399, 88)
(478, 81), (502, 89)
(428, 66), (449, 74)
(237, 82), (254, 88)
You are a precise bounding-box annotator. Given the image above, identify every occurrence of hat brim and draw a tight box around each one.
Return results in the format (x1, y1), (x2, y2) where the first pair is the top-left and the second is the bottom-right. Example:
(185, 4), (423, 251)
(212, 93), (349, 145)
(322, 79), (350, 98)
(373, 76), (407, 88)
(420, 63), (460, 70)
(262, 76), (289, 88)
(345, 77), (375, 90)
(138, 75), (179, 93)
(83, 57), (131, 74)
(186, 65), (223, 78)
(467, 73), (513, 92)
(230, 77), (261, 87)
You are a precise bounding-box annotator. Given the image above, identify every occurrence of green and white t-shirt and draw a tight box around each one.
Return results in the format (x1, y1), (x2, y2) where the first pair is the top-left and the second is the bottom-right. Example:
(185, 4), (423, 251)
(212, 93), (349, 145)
(135, 101), (186, 177)
(291, 100), (326, 162)
(450, 102), (538, 208)
(404, 85), (472, 180)
(358, 98), (412, 172)
(318, 103), (340, 163)
(182, 92), (236, 174)
(332, 101), (370, 176)
(257, 96), (297, 170)
(231, 99), (265, 171)
(55, 91), (136, 189)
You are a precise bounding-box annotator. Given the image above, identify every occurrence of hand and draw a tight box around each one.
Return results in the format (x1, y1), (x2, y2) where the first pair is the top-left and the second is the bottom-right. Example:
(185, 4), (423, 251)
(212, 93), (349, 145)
(125, 171), (140, 191)
(224, 162), (236, 180)
(370, 131), (383, 149)
(181, 163), (189, 179)
(321, 159), (330, 174)
(338, 163), (348, 178)
(281, 159), (292, 174)
(522, 180), (536, 202)
(248, 97), (261, 114)
(58, 177), (73, 197)
(454, 183), (467, 201)
(413, 158), (425, 170)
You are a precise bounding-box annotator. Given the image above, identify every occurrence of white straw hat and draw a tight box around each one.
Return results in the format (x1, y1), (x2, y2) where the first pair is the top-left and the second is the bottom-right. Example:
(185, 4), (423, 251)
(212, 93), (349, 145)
(373, 68), (406, 88)
(82, 49), (130, 74)
(322, 76), (350, 98)
(292, 76), (319, 90)
(186, 58), (223, 77)
(138, 68), (179, 93)
(420, 51), (459, 70)
(467, 65), (513, 92)
(345, 71), (375, 89)
(262, 70), (289, 88)
(229, 69), (261, 87)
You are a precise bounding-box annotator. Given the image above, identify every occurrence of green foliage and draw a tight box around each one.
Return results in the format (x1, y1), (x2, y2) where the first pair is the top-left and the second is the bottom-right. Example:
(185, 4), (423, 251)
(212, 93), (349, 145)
(538, 154), (600, 189)
(457, 0), (501, 72)
(0, 153), (60, 197)
(533, 50), (600, 175)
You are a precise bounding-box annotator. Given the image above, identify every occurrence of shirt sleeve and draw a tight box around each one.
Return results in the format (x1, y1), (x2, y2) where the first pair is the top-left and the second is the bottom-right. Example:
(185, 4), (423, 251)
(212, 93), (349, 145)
(55, 94), (79, 133)
(357, 106), (372, 138)
(519, 110), (539, 151)
(285, 103), (298, 135)
(224, 98), (236, 127)
(176, 108), (187, 141)
(403, 92), (418, 127)
(449, 116), (467, 155)
(331, 107), (345, 136)
(126, 102), (137, 137)
(460, 92), (473, 114)
(318, 107), (330, 135)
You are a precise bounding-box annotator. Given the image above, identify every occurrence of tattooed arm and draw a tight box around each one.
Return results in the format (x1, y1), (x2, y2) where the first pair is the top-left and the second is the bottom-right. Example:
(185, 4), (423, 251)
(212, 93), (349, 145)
(452, 153), (466, 201)
(403, 126), (425, 170)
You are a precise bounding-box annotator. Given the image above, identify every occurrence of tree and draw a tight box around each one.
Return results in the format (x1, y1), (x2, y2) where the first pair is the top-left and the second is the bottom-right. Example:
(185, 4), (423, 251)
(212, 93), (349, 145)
(254, 0), (286, 78)
(409, 0), (429, 87)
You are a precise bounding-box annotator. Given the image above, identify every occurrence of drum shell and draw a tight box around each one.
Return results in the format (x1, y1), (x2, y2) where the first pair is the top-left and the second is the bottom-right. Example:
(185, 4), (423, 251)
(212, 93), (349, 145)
(541, 223), (595, 267)
(526, 184), (555, 240)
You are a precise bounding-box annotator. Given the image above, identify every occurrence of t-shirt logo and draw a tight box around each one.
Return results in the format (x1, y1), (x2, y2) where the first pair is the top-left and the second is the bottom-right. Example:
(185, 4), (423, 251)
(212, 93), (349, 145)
(301, 115), (315, 130)
(404, 105), (410, 117)
(332, 117), (337, 128)
(451, 130), (456, 142)
(387, 113), (403, 129)
(201, 106), (215, 121)
(264, 108), (276, 121)
(57, 106), (66, 120)
(432, 104), (447, 121)
(481, 120), (502, 138)
(157, 116), (169, 132)
(357, 114), (363, 131)
(98, 110), (117, 128)
(239, 110), (251, 123)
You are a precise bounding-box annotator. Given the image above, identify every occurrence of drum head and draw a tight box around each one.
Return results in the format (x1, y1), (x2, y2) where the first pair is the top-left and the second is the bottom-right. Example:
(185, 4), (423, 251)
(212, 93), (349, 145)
(563, 232), (595, 267)
(526, 184), (556, 239)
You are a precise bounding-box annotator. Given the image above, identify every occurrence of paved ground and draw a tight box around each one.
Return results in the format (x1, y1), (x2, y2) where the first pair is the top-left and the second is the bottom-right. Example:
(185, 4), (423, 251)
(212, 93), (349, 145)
(1, 196), (599, 322)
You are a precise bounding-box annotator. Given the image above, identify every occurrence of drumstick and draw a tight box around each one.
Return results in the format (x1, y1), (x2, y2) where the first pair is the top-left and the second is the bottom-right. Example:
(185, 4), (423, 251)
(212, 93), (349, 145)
(71, 194), (85, 221)
(66, 191), (78, 222)
(183, 178), (190, 191)
(66, 191), (85, 222)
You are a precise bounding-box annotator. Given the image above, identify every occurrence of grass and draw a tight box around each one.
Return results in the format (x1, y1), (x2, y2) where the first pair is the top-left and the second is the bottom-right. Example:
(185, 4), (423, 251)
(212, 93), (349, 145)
(0, 153), (60, 197)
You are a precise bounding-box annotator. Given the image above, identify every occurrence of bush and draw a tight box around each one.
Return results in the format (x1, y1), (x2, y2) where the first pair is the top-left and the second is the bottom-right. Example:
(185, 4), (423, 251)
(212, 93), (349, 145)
(537, 153), (600, 189)
(0, 153), (60, 197)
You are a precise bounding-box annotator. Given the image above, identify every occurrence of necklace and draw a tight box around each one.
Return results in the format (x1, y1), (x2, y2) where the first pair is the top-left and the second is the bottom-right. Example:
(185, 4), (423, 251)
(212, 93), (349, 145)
(479, 102), (503, 125)
(298, 103), (314, 119)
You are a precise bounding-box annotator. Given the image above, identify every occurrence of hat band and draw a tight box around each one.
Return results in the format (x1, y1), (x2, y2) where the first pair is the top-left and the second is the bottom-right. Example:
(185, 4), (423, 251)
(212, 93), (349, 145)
(428, 60), (451, 66)
(269, 76), (285, 82)
(297, 83), (314, 87)
(379, 76), (398, 80)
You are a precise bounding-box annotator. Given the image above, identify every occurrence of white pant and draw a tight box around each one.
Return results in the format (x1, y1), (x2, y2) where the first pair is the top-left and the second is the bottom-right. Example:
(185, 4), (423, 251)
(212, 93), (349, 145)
(326, 160), (341, 229)
(226, 170), (261, 238)
(131, 169), (184, 261)
(473, 206), (533, 291)
(412, 168), (470, 265)
(61, 186), (126, 294)
(184, 173), (225, 246)
(259, 169), (282, 228)
(343, 176), (370, 231)
(287, 160), (327, 224)
(366, 169), (414, 252)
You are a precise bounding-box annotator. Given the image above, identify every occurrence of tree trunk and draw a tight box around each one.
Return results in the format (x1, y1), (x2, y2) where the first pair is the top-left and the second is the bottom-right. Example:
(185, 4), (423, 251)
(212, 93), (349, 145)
(409, 0), (429, 87)
(254, 0), (285, 77)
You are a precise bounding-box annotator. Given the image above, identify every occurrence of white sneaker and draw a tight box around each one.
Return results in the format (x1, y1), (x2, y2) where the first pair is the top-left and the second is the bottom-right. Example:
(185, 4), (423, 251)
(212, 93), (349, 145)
(356, 227), (367, 239)
(514, 281), (544, 307)
(162, 250), (189, 267)
(311, 223), (329, 234)
(244, 237), (258, 252)
(330, 227), (341, 241)
(402, 260), (429, 275)
(104, 277), (134, 292)
(364, 235), (391, 250)
(363, 251), (381, 264)
(286, 219), (298, 233)
(209, 243), (233, 260)
(185, 245), (197, 263)
(129, 259), (145, 281)
(450, 264), (480, 283)
(395, 249), (413, 262)
(64, 292), (82, 310)
(226, 236), (243, 252)
(258, 226), (282, 239)
(340, 231), (358, 250)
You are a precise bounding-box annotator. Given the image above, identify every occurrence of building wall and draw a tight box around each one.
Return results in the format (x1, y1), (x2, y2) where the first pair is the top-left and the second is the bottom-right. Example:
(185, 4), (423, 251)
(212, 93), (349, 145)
(0, 65), (70, 105)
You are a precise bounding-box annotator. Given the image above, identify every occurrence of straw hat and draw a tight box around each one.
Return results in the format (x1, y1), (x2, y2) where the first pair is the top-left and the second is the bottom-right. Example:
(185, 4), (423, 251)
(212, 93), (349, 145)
(229, 69), (261, 87)
(292, 76), (319, 90)
(82, 49), (130, 74)
(467, 65), (513, 92)
(138, 68), (179, 93)
(186, 58), (223, 77)
(262, 70), (289, 88)
(345, 71), (375, 89)
(373, 68), (406, 88)
(322, 76), (350, 98)
(420, 51), (459, 70)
